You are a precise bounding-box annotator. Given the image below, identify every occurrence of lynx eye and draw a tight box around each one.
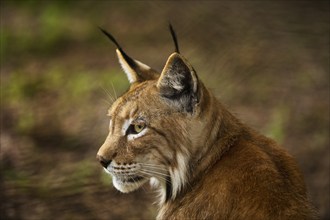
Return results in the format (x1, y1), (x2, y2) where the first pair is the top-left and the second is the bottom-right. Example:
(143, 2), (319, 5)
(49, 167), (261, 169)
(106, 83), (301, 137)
(126, 122), (146, 135)
(133, 124), (145, 133)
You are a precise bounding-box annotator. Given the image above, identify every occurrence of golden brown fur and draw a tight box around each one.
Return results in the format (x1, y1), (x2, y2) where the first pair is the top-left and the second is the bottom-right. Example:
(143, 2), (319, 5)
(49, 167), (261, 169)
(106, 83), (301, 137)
(96, 29), (316, 219)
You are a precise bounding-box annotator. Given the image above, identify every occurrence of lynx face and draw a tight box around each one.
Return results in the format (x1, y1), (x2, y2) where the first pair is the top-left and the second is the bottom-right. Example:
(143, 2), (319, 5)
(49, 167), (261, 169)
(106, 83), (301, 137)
(96, 28), (200, 202)
(99, 81), (184, 195)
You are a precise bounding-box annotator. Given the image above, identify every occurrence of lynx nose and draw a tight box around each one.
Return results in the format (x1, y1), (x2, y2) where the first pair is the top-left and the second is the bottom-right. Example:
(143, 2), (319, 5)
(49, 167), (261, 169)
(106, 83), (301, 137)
(96, 155), (111, 168)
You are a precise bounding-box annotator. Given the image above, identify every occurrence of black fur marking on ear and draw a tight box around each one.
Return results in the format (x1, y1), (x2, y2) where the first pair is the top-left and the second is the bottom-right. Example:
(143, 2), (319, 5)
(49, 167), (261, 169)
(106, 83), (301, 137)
(159, 55), (198, 113)
(99, 27), (137, 68)
(165, 175), (173, 202)
(169, 23), (180, 54)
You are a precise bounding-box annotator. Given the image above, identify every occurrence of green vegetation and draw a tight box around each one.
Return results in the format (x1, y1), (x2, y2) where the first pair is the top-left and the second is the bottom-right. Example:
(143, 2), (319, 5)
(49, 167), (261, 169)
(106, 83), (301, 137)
(2, 66), (126, 135)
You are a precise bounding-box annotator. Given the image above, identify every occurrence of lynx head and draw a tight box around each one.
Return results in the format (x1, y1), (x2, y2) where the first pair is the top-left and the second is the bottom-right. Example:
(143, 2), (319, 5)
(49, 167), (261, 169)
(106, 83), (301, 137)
(96, 26), (208, 204)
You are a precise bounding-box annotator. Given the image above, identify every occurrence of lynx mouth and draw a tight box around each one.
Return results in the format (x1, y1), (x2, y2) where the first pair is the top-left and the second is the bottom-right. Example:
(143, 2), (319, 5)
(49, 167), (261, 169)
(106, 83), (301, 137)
(112, 175), (148, 193)
(118, 175), (144, 183)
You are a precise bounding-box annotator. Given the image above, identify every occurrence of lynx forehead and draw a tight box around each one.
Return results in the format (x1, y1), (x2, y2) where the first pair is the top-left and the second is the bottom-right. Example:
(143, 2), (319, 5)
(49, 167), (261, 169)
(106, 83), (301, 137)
(96, 25), (316, 220)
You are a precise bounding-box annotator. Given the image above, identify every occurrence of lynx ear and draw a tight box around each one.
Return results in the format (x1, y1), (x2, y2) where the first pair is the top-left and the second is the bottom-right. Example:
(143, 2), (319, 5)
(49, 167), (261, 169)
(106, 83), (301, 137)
(116, 49), (159, 84)
(99, 27), (159, 84)
(157, 53), (199, 112)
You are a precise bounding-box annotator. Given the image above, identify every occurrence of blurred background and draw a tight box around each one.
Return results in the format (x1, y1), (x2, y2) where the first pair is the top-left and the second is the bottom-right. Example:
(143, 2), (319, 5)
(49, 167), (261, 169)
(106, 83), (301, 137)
(1, 1), (329, 219)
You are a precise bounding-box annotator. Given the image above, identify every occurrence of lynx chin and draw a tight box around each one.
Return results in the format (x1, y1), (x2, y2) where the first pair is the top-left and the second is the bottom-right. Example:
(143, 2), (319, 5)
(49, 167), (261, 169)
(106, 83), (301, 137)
(96, 25), (316, 220)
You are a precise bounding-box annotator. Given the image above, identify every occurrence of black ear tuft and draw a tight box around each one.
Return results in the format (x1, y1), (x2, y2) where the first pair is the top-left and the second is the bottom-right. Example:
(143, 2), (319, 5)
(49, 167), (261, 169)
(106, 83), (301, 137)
(169, 23), (180, 54)
(99, 27), (137, 69)
(99, 27), (122, 49)
(99, 27), (159, 84)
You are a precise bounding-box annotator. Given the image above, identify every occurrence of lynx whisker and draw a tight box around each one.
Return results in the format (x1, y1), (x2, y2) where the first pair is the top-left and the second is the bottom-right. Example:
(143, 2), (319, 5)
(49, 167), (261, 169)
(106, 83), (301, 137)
(100, 85), (115, 104)
(140, 165), (168, 172)
(140, 169), (169, 178)
(101, 98), (112, 106)
(139, 169), (170, 184)
(138, 162), (166, 167)
(110, 81), (118, 100)
(138, 163), (168, 170)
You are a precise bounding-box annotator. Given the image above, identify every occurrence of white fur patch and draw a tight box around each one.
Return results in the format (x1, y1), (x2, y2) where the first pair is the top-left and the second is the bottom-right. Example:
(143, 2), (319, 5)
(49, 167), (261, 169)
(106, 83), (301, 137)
(116, 49), (152, 84)
(171, 81), (184, 91)
(109, 119), (113, 134)
(169, 152), (189, 199)
(149, 177), (160, 188)
(112, 176), (147, 193)
(127, 128), (148, 141)
(150, 177), (167, 205)
(135, 60), (152, 71)
(121, 119), (132, 135)
(116, 49), (136, 83)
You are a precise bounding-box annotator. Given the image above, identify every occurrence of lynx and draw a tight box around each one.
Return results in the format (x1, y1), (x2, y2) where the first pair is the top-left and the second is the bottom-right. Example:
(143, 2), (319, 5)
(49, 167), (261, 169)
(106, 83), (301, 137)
(96, 25), (316, 219)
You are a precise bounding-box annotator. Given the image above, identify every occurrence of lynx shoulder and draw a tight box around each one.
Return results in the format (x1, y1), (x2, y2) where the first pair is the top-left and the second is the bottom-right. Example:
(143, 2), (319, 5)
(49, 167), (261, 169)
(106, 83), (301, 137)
(96, 26), (316, 220)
